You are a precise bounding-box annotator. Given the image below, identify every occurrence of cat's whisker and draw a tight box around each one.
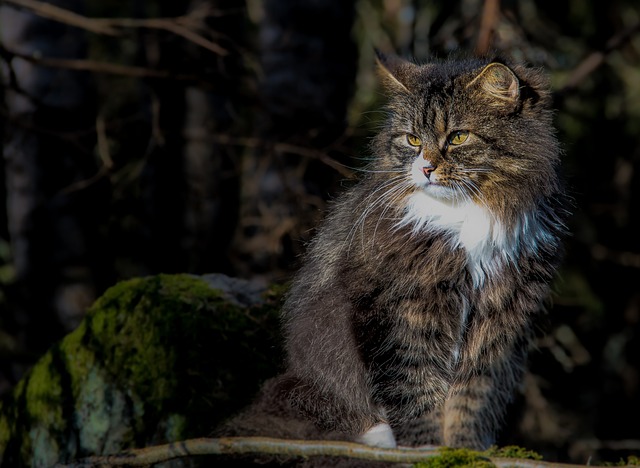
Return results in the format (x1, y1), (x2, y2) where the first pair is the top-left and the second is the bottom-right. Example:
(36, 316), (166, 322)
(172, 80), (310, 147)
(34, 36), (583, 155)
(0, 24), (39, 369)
(458, 178), (500, 227)
(346, 175), (410, 254)
(354, 168), (407, 174)
(453, 181), (478, 209)
(372, 181), (413, 245)
(457, 169), (491, 176)
(455, 178), (483, 205)
(365, 179), (413, 249)
(350, 175), (405, 222)
(451, 181), (472, 205)
(331, 158), (407, 175)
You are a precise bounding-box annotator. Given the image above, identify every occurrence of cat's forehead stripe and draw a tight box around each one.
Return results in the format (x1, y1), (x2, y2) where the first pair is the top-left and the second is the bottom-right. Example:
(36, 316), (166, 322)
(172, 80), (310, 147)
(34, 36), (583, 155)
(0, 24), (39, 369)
(415, 97), (446, 136)
(434, 107), (446, 134)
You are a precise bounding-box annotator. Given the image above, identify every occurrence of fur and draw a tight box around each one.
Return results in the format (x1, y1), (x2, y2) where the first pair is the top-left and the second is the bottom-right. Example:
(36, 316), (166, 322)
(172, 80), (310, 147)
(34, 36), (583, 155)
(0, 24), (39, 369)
(218, 53), (567, 463)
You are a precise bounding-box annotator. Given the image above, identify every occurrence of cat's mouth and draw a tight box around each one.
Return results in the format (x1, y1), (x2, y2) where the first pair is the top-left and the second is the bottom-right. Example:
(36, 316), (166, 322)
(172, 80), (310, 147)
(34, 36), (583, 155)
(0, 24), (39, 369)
(423, 182), (455, 200)
(416, 170), (460, 201)
(410, 157), (462, 201)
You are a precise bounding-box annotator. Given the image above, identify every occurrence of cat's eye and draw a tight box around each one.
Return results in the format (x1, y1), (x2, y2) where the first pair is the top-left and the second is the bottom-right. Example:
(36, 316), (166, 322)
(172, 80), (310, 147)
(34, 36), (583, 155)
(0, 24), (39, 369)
(406, 134), (422, 147)
(448, 130), (469, 146)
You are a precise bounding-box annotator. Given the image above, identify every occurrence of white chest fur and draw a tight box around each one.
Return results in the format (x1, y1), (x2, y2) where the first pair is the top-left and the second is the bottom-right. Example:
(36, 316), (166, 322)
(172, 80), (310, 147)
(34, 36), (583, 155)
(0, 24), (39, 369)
(398, 190), (517, 287)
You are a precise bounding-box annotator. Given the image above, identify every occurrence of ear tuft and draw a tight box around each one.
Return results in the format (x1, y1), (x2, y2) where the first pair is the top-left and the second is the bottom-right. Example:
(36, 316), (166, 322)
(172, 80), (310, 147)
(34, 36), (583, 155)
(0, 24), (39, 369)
(375, 49), (417, 94)
(467, 62), (520, 106)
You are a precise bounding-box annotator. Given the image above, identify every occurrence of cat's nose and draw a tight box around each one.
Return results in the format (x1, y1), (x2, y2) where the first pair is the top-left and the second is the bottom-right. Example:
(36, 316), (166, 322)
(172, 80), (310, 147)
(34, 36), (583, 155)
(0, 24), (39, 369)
(422, 165), (437, 179)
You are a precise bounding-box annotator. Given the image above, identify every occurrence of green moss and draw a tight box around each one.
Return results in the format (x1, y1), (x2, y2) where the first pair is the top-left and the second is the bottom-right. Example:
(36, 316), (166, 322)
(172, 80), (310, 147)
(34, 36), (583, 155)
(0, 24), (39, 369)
(485, 445), (543, 460)
(414, 448), (495, 468)
(63, 321), (97, 394)
(163, 413), (188, 441)
(159, 273), (226, 304)
(626, 456), (640, 466)
(16, 350), (67, 465)
(412, 445), (544, 468)
(24, 352), (64, 427)
(605, 455), (640, 466)
(83, 274), (226, 411)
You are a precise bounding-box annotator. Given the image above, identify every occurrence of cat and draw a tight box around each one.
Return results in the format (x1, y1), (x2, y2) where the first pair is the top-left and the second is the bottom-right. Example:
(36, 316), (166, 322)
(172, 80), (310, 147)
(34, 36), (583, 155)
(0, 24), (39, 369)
(221, 51), (567, 460)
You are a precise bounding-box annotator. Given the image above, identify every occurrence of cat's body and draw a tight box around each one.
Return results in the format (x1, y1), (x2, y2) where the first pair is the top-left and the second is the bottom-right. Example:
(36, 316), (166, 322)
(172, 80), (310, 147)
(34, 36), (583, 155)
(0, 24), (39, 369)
(221, 53), (566, 456)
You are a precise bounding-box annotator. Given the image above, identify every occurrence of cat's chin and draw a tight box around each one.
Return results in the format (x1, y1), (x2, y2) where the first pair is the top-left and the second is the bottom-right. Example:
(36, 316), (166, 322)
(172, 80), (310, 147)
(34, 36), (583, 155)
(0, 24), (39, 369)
(420, 184), (460, 204)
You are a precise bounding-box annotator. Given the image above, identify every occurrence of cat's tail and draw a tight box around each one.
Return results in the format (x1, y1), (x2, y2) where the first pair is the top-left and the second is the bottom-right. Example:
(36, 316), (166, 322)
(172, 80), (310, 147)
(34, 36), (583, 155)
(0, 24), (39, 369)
(214, 374), (400, 467)
(216, 374), (325, 440)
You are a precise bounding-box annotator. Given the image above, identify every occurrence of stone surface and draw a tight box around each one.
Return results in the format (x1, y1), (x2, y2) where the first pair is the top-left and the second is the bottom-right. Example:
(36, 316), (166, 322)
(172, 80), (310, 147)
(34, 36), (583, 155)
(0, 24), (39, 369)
(0, 273), (283, 467)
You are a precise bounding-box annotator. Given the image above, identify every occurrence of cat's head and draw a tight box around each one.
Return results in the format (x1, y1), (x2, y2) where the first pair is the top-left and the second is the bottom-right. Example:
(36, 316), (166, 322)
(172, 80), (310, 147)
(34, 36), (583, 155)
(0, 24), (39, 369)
(372, 51), (560, 222)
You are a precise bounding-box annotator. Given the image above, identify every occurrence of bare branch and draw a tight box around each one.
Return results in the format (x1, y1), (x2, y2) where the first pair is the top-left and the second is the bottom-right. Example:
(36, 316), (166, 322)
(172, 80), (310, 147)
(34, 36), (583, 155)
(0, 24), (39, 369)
(206, 134), (357, 179)
(3, 0), (229, 56)
(53, 436), (622, 468)
(89, 16), (229, 56)
(56, 437), (439, 467)
(157, 21), (228, 56)
(0, 45), (202, 82)
(4, 0), (119, 35)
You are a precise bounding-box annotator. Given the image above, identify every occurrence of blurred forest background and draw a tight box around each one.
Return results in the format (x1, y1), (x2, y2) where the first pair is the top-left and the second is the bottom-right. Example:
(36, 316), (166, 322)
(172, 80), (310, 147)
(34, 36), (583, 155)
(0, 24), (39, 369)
(0, 0), (639, 464)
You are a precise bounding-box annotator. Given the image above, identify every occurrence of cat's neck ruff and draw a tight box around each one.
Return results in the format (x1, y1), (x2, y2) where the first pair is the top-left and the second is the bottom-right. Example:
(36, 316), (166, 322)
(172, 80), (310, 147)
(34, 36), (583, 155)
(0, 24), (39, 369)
(399, 190), (523, 287)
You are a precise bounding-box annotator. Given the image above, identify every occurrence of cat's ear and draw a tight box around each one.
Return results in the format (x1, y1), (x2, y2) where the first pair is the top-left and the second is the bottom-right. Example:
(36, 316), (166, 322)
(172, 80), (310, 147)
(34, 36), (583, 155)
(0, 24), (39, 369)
(375, 49), (418, 93)
(467, 62), (520, 109)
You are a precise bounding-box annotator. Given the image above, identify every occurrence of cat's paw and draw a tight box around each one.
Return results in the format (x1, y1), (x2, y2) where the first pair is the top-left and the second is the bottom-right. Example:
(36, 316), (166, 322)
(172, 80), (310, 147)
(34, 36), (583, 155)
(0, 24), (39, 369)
(356, 422), (397, 448)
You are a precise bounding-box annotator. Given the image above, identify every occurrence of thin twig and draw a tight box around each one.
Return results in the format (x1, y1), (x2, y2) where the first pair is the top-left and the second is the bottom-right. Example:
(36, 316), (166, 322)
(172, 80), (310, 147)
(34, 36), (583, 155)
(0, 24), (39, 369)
(60, 114), (113, 194)
(0, 45), (201, 82)
(205, 134), (357, 179)
(90, 16), (229, 56)
(570, 438), (640, 461)
(157, 21), (228, 56)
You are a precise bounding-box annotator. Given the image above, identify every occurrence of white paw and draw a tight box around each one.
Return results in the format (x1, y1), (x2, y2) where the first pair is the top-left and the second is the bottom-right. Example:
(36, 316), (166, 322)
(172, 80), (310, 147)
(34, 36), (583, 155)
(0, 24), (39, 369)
(356, 423), (397, 448)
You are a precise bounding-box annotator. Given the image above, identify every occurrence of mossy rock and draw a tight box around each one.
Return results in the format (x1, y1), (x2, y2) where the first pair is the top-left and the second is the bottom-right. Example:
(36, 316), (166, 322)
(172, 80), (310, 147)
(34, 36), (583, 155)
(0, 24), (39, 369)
(0, 273), (284, 467)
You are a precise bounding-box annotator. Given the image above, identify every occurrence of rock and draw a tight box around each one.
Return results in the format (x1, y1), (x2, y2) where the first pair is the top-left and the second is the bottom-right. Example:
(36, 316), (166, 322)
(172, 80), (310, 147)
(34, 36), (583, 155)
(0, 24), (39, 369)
(0, 273), (284, 467)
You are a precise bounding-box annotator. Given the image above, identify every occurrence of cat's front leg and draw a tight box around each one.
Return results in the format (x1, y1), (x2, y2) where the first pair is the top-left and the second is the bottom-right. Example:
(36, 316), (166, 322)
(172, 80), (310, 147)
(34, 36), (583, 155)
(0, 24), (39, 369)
(443, 346), (527, 450)
(393, 403), (444, 448)
(443, 374), (499, 449)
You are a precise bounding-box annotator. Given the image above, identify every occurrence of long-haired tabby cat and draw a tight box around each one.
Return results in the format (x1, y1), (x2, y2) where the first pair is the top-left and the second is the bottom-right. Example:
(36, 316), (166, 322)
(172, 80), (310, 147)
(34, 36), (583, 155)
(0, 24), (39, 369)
(222, 51), (566, 457)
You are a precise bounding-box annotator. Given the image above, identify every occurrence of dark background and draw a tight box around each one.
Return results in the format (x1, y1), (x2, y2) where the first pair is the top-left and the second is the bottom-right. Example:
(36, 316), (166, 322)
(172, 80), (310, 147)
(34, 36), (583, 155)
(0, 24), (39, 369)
(0, 0), (639, 464)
